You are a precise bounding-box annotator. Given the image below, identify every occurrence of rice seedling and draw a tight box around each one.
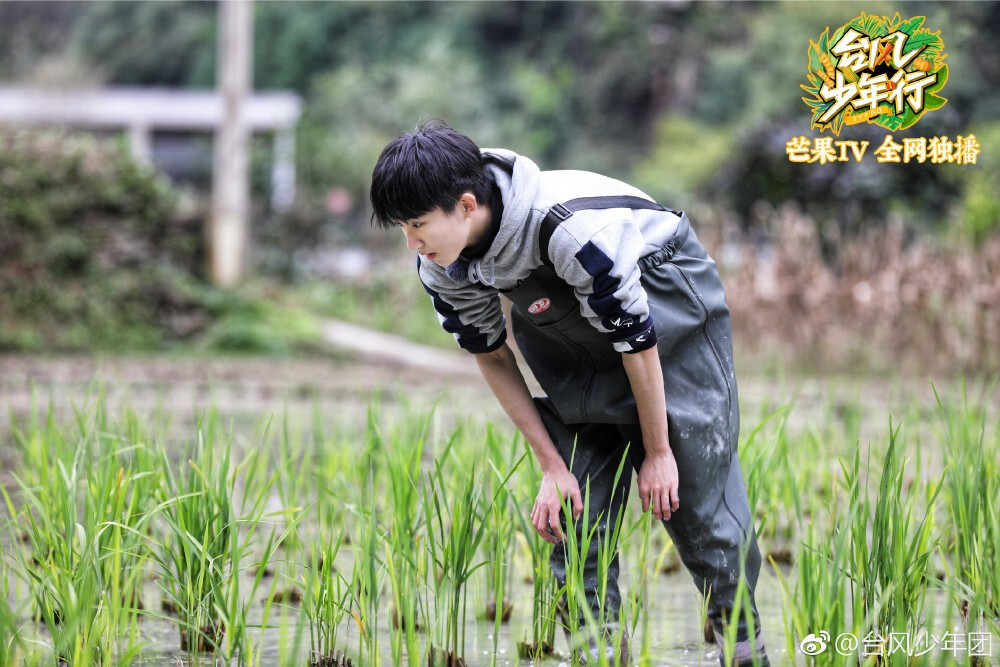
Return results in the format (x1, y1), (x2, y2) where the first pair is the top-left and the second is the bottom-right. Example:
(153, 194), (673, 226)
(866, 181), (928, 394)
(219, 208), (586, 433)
(741, 406), (801, 555)
(152, 412), (234, 656)
(555, 448), (631, 666)
(218, 454), (307, 666)
(86, 462), (153, 662)
(552, 489), (594, 661)
(847, 423), (941, 655)
(983, 500), (1000, 638)
(351, 469), (386, 667)
(0, 556), (37, 666)
(625, 514), (677, 666)
(772, 498), (859, 666)
(718, 545), (767, 667)
(382, 535), (420, 666)
(776, 420), (942, 665)
(482, 427), (523, 619)
(310, 420), (362, 539)
(5, 401), (152, 666)
(299, 507), (353, 667)
(358, 405), (386, 494)
(422, 433), (495, 667)
(9, 401), (73, 537)
(75, 407), (164, 659)
(261, 412), (315, 552)
(934, 382), (1000, 646)
(592, 496), (633, 665)
(274, 601), (310, 667)
(381, 409), (429, 666)
(480, 430), (527, 666)
(512, 448), (560, 661)
(153, 412), (306, 665)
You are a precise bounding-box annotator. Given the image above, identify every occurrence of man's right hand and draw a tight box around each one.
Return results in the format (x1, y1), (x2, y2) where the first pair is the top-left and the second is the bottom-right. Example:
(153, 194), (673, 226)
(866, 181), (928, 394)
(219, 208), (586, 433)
(531, 468), (583, 544)
(473, 344), (583, 544)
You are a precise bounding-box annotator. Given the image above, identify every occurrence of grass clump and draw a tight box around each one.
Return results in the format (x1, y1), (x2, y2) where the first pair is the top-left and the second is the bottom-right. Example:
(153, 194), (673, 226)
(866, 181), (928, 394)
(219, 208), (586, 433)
(935, 382), (1000, 642)
(512, 444), (560, 661)
(5, 403), (152, 666)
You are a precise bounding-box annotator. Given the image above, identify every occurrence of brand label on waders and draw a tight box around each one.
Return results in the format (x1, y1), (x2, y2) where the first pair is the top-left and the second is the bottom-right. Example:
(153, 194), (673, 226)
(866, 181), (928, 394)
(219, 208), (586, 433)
(528, 298), (551, 314)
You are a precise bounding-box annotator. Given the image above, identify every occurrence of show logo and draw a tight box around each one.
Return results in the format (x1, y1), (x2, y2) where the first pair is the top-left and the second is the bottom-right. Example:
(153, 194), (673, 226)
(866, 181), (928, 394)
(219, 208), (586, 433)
(801, 12), (947, 135)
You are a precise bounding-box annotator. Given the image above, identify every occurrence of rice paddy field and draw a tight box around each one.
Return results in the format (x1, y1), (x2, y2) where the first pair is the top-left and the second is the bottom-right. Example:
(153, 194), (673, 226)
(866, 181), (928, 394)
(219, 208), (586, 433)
(0, 357), (997, 667)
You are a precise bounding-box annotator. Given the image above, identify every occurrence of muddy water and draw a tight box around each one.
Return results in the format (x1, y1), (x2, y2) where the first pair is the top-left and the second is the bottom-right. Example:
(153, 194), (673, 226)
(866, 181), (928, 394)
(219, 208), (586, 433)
(115, 564), (791, 666)
(8, 544), (980, 666)
(117, 561), (984, 666)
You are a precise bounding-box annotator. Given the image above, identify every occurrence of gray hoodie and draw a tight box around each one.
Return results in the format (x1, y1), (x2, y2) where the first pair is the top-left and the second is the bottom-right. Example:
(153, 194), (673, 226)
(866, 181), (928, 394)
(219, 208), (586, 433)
(417, 148), (681, 355)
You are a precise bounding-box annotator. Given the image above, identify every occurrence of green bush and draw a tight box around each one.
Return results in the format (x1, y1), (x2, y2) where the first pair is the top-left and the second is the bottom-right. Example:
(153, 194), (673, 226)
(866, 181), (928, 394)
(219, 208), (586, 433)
(0, 128), (208, 351)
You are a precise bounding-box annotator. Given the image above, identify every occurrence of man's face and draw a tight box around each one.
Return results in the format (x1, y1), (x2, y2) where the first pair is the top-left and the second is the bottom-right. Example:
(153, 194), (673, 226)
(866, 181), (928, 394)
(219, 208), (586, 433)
(400, 202), (470, 267)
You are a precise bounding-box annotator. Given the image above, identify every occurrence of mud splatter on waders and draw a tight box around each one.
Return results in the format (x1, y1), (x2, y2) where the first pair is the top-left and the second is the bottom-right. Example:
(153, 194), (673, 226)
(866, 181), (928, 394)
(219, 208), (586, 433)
(506, 200), (769, 666)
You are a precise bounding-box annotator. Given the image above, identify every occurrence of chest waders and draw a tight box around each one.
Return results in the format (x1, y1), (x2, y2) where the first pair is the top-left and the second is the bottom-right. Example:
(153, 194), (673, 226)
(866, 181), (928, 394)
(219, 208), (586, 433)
(502, 199), (769, 666)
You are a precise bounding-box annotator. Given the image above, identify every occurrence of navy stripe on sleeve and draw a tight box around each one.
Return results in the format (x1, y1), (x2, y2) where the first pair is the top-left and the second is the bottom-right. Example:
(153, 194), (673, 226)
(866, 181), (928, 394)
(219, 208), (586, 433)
(417, 259), (506, 354)
(574, 241), (650, 343)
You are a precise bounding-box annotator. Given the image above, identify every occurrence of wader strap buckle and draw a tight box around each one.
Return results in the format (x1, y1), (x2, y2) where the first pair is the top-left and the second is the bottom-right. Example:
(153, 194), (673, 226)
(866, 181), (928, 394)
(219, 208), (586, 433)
(539, 196), (677, 268)
(549, 203), (573, 221)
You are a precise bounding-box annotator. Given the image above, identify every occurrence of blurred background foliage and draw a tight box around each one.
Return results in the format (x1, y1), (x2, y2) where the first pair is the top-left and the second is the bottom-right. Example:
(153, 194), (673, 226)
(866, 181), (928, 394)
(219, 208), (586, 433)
(0, 128), (323, 354)
(0, 1), (998, 372)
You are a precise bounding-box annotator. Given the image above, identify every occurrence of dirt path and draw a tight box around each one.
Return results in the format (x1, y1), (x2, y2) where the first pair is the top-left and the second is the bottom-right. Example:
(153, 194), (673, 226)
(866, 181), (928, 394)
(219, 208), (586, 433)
(320, 318), (480, 377)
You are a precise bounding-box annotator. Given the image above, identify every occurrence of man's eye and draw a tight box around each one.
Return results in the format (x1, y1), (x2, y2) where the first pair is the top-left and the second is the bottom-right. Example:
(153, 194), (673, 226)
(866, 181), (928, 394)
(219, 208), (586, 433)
(412, 223), (423, 229)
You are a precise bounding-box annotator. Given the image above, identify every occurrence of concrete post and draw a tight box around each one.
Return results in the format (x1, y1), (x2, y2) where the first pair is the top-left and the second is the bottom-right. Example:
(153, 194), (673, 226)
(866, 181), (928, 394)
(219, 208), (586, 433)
(211, 0), (253, 287)
(271, 126), (296, 213)
(127, 124), (152, 165)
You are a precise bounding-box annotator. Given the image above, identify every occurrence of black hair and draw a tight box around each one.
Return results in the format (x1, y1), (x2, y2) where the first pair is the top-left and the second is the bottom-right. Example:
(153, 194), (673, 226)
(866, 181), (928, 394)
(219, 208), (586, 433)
(369, 119), (490, 228)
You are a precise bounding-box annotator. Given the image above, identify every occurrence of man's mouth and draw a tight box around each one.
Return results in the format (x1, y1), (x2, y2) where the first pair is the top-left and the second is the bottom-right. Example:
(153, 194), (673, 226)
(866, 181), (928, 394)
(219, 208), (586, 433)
(423, 252), (437, 260)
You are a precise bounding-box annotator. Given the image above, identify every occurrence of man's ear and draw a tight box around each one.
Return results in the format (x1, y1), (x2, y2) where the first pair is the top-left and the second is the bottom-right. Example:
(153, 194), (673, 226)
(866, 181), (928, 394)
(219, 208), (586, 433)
(458, 191), (479, 216)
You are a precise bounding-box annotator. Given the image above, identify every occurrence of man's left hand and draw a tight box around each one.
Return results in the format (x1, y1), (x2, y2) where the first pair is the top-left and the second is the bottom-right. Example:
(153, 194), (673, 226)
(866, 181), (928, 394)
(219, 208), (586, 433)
(637, 448), (680, 521)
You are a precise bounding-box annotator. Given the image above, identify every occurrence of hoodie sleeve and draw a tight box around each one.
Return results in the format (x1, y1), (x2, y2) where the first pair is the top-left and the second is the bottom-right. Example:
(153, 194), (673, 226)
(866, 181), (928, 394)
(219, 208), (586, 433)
(547, 217), (657, 354)
(417, 257), (507, 354)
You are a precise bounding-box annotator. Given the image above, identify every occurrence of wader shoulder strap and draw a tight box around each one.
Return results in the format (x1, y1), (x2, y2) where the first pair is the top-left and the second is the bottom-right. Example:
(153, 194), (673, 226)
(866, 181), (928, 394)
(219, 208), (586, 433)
(538, 196), (673, 267)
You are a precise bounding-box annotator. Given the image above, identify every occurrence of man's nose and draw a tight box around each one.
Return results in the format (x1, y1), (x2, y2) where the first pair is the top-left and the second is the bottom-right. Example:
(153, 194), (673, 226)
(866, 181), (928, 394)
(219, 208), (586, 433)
(403, 227), (422, 251)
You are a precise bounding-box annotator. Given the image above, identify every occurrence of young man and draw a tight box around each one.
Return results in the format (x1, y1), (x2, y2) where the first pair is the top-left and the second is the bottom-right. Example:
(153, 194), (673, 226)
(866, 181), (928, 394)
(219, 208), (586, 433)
(369, 121), (769, 667)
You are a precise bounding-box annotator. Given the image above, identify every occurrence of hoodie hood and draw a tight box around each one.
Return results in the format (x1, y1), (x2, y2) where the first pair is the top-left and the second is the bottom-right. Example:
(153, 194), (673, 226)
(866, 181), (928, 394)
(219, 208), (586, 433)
(442, 148), (541, 283)
(479, 148), (541, 261)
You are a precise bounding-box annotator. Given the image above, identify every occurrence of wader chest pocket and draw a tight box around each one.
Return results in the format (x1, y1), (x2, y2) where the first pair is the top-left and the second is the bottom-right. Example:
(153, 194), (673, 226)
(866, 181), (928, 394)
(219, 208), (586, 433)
(503, 266), (578, 327)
